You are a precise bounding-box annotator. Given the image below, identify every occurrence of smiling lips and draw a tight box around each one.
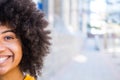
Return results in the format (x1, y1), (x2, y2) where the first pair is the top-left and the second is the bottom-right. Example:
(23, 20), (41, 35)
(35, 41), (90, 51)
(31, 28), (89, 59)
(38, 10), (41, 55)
(0, 55), (13, 64)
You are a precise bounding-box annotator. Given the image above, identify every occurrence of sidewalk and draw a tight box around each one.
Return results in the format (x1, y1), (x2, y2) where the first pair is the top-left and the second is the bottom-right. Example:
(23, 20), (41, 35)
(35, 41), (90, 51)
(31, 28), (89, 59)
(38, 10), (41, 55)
(48, 38), (120, 80)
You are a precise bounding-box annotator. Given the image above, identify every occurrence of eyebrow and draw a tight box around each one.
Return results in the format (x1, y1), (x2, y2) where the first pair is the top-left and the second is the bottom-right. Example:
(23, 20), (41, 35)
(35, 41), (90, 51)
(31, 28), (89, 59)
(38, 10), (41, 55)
(1, 30), (15, 34)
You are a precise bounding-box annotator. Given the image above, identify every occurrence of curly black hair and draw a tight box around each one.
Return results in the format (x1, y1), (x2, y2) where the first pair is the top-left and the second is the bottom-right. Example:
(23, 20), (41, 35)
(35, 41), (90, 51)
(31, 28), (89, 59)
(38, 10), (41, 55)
(0, 0), (50, 79)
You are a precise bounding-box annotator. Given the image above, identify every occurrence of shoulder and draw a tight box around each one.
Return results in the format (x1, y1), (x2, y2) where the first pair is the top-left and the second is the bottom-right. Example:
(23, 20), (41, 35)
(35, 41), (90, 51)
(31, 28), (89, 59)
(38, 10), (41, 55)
(24, 74), (35, 80)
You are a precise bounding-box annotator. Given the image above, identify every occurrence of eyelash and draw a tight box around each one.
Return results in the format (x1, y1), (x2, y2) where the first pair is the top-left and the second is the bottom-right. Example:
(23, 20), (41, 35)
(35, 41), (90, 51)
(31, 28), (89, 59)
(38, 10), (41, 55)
(4, 36), (14, 40)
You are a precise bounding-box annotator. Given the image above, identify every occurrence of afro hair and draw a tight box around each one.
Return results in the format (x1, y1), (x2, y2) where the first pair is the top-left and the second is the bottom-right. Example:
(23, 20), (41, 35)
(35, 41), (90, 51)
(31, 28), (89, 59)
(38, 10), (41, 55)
(0, 0), (51, 79)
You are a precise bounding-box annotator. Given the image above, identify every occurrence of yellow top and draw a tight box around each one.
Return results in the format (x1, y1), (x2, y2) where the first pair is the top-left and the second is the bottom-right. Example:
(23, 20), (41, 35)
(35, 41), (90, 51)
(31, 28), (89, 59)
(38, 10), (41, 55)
(24, 74), (35, 80)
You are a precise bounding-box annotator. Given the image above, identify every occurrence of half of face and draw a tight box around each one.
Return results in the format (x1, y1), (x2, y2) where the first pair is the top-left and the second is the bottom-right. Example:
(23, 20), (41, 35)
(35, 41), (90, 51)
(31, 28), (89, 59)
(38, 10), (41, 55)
(0, 25), (23, 76)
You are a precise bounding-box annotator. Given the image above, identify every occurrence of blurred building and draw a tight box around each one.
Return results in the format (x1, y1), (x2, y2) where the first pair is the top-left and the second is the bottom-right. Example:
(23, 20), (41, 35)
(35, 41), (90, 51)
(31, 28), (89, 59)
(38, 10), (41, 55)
(33, 0), (120, 36)
(32, 0), (120, 79)
(106, 0), (120, 24)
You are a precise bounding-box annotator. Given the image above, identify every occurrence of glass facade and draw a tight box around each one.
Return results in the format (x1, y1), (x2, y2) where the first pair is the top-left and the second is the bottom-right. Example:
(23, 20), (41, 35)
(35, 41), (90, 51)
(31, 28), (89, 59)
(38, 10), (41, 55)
(33, 0), (120, 36)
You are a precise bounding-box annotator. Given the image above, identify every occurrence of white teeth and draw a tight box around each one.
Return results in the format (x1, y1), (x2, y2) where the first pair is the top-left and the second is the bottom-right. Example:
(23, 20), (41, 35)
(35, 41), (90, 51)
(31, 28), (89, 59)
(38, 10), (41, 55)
(0, 57), (8, 63)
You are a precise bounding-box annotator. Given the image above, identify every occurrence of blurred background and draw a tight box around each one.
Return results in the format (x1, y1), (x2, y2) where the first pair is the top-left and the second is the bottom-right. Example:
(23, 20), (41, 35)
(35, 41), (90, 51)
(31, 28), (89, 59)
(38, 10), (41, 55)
(33, 0), (120, 80)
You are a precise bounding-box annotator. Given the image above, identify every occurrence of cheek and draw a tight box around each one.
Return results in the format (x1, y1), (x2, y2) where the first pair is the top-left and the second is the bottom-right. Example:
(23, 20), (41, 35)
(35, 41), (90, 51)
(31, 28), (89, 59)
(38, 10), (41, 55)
(8, 42), (23, 63)
(14, 44), (22, 62)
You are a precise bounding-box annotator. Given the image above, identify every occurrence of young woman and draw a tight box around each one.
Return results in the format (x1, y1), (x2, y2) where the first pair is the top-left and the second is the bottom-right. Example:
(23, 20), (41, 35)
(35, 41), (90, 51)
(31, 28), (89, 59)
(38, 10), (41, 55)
(0, 0), (50, 80)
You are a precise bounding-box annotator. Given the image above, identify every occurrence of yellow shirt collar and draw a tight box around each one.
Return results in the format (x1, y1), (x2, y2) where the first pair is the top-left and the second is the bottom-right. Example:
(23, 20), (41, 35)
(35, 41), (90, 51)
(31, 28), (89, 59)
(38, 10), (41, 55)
(24, 74), (35, 80)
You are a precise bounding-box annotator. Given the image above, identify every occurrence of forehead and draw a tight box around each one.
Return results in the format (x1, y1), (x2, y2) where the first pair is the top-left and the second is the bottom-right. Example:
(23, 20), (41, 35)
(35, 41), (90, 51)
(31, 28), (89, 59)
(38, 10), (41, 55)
(0, 25), (12, 34)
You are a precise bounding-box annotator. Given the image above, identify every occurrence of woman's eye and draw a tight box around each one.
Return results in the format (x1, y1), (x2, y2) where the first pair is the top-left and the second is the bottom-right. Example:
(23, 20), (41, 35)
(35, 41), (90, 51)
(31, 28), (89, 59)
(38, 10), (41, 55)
(4, 36), (14, 40)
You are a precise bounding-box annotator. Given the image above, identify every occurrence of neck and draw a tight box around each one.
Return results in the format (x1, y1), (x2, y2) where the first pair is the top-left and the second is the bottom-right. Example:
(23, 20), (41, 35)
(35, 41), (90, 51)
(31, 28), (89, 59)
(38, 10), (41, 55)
(0, 67), (24, 80)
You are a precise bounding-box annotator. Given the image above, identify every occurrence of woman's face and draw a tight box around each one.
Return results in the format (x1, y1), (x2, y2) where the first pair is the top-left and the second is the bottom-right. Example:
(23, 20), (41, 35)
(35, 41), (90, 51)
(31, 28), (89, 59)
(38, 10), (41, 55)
(0, 26), (22, 75)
